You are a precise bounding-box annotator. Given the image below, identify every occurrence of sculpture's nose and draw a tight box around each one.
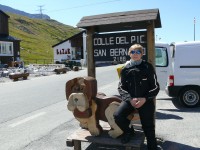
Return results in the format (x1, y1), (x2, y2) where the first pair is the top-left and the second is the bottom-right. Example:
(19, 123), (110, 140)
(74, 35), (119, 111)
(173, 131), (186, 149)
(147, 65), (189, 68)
(74, 98), (78, 103)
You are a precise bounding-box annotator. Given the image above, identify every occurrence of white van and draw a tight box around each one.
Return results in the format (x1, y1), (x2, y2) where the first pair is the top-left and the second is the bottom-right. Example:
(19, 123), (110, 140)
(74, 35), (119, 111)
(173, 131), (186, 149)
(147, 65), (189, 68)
(155, 43), (172, 90)
(165, 41), (200, 107)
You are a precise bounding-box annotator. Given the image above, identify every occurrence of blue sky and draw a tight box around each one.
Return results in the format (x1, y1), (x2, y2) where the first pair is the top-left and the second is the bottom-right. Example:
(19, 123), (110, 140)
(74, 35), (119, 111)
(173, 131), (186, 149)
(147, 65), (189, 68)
(0, 0), (199, 43)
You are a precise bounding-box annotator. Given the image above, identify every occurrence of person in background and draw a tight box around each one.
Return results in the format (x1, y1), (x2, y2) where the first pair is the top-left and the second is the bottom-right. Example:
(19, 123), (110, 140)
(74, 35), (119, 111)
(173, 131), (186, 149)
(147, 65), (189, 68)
(19, 62), (24, 68)
(14, 61), (19, 68)
(114, 44), (160, 150)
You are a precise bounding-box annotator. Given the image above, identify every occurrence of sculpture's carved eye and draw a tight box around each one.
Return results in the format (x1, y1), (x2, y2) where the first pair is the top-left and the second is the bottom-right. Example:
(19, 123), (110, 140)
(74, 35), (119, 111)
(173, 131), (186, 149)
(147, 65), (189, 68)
(73, 85), (80, 92)
(80, 86), (84, 91)
(75, 86), (79, 91)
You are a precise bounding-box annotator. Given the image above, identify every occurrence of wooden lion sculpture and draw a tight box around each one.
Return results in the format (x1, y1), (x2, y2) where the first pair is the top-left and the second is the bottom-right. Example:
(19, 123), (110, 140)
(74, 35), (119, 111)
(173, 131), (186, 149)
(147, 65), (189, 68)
(66, 76), (139, 138)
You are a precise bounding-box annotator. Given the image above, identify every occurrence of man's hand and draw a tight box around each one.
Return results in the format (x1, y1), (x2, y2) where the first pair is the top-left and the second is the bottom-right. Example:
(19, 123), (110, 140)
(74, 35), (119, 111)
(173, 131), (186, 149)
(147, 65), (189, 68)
(130, 98), (146, 108)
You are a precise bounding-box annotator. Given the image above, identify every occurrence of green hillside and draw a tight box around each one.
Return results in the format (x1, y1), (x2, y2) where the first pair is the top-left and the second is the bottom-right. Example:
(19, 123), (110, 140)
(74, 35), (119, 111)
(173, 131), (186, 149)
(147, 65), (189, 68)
(7, 12), (80, 64)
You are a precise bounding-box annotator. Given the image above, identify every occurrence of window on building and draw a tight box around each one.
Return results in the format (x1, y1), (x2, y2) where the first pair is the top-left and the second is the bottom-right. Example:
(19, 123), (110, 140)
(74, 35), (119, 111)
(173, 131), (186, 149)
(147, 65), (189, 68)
(0, 42), (13, 56)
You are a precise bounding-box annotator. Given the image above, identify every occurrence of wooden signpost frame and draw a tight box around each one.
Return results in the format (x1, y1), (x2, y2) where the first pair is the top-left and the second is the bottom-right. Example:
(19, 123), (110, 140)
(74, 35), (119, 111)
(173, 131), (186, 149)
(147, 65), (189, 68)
(67, 8), (161, 150)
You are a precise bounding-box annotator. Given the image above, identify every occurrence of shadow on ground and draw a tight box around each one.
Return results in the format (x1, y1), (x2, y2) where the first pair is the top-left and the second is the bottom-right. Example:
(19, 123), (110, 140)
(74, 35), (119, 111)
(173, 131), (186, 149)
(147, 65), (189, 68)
(161, 140), (200, 150)
(85, 139), (200, 150)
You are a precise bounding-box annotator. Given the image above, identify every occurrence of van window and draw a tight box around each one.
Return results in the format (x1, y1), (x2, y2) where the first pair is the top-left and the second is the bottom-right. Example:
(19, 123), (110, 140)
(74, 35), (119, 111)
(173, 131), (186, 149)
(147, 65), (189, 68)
(155, 47), (168, 67)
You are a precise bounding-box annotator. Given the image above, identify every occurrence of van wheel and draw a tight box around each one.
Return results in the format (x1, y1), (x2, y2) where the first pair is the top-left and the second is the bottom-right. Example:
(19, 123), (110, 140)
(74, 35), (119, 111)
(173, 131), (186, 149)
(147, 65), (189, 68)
(171, 98), (184, 109)
(179, 87), (200, 108)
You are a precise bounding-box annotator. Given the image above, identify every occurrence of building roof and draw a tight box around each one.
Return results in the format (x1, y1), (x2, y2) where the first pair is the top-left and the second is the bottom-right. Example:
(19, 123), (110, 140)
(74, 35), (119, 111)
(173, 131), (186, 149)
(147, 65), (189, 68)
(0, 35), (21, 41)
(52, 30), (85, 48)
(0, 9), (10, 18)
(77, 9), (161, 32)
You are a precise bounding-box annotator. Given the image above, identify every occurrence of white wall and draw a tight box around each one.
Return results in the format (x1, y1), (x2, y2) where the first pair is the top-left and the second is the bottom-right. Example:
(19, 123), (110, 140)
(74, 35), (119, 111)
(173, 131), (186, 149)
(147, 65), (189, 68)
(53, 41), (72, 63)
(53, 32), (87, 64)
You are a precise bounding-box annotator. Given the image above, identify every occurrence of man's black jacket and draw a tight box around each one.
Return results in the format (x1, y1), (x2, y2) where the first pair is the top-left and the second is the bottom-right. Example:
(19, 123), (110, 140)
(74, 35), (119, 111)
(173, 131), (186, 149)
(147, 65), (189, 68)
(118, 60), (160, 101)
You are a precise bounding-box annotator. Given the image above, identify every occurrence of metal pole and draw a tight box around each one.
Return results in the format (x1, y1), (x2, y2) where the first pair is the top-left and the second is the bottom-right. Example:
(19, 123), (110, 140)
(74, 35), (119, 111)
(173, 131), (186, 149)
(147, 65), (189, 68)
(194, 17), (196, 41)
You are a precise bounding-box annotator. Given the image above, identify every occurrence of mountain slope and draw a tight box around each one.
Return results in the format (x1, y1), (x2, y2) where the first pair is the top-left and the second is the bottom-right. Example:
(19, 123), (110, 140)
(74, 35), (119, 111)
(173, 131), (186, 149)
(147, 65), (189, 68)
(0, 4), (50, 19)
(7, 12), (80, 63)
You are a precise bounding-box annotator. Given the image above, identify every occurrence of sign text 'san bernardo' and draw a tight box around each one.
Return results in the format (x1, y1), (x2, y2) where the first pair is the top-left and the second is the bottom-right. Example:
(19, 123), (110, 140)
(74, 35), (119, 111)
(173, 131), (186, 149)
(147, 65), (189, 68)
(93, 31), (147, 62)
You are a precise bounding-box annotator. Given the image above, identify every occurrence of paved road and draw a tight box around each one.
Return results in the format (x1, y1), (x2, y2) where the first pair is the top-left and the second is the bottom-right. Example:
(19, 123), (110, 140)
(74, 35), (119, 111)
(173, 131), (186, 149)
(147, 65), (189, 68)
(0, 65), (200, 150)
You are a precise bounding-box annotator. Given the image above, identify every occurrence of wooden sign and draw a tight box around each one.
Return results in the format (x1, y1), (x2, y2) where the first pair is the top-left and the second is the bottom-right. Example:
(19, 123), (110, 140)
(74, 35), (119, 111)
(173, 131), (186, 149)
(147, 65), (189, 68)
(93, 31), (147, 62)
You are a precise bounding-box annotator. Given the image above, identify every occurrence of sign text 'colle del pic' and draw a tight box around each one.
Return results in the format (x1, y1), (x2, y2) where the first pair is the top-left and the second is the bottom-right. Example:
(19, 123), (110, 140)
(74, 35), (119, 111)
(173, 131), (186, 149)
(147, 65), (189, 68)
(93, 31), (147, 62)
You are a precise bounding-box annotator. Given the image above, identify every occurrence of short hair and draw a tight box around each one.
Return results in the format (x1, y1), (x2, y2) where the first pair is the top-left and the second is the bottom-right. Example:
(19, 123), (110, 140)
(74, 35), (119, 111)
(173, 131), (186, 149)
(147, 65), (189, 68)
(128, 44), (143, 55)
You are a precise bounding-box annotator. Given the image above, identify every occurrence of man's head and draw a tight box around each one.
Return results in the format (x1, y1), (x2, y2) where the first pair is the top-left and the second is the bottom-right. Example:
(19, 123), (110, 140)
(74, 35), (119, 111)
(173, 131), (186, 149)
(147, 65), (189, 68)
(128, 44), (143, 61)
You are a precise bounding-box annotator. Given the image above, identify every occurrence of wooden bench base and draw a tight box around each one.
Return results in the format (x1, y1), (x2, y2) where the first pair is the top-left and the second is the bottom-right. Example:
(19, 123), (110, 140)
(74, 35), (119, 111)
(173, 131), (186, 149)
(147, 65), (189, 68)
(9, 73), (29, 81)
(54, 68), (67, 74)
(67, 122), (144, 150)
(73, 66), (79, 71)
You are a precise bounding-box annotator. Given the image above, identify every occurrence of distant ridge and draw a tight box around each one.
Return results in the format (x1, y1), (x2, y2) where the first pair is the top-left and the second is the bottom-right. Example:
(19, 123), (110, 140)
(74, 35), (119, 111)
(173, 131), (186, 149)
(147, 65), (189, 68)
(0, 5), (80, 63)
(0, 4), (50, 19)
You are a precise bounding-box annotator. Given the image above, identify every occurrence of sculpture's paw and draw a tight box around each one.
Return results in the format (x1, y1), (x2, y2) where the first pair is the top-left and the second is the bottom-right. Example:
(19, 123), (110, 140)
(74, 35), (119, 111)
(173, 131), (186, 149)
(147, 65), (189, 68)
(79, 122), (88, 129)
(89, 127), (101, 136)
(76, 118), (88, 129)
(108, 129), (123, 138)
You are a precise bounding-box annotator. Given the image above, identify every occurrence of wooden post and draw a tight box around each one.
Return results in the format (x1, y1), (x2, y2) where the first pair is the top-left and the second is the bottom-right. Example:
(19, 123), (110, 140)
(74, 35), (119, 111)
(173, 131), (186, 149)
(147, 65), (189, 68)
(74, 140), (81, 150)
(147, 21), (156, 125)
(86, 27), (95, 78)
(147, 21), (155, 66)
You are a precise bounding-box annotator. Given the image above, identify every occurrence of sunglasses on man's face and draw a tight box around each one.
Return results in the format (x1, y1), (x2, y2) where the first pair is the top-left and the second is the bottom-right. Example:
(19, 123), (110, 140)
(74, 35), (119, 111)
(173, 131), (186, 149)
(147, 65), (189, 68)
(130, 50), (142, 55)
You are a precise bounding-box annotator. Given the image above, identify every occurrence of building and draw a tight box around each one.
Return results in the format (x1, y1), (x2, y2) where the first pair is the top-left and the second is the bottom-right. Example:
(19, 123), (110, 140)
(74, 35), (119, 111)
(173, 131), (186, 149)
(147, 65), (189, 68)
(52, 30), (86, 65)
(0, 10), (21, 67)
